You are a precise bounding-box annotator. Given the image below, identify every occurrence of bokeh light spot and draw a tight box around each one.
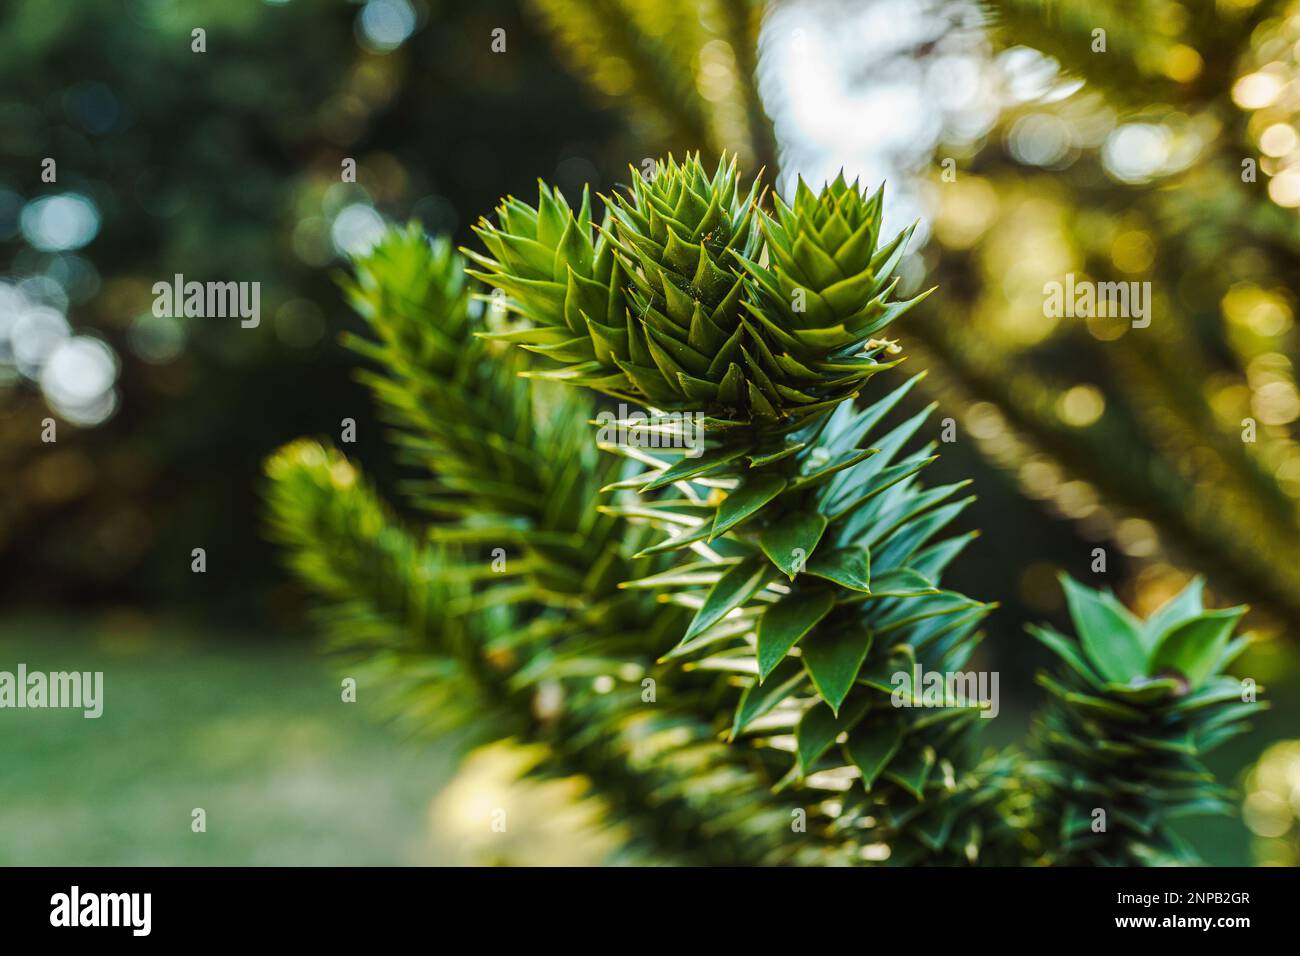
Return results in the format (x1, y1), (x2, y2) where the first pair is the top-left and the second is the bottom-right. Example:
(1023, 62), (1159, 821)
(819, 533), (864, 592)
(357, 0), (417, 53)
(20, 194), (101, 252)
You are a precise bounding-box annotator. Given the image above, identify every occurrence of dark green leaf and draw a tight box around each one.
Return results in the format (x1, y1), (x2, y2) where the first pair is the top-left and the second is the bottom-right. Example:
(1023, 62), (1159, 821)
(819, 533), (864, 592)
(884, 744), (936, 800)
(796, 698), (869, 773)
(1026, 623), (1104, 690)
(680, 555), (771, 643)
(805, 545), (870, 592)
(711, 475), (788, 539)
(1150, 607), (1246, 688)
(1142, 576), (1205, 651)
(730, 658), (805, 739)
(756, 587), (836, 680)
(759, 510), (829, 579)
(801, 626), (873, 713)
(844, 715), (903, 790)
(1060, 575), (1146, 684)
(640, 442), (749, 492)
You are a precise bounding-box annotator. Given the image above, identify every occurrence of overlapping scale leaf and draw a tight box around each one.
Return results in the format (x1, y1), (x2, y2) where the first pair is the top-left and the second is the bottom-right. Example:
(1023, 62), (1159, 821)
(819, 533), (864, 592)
(615, 374), (1016, 863)
(464, 180), (633, 396)
(467, 155), (919, 426)
(732, 173), (934, 418)
(1024, 577), (1265, 865)
(600, 153), (765, 410)
(567, 164), (1015, 861)
(344, 226), (635, 607)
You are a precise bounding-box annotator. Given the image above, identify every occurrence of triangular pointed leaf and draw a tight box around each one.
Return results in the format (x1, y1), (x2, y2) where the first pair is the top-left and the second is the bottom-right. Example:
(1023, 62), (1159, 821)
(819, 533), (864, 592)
(801, 625), (873, 713)
(844, 714), (903, 790)
(805, 545), (870, 592)
(731, 658), (805, 739)
(1150, 608), (1247, 688)
(711, 475), (788, 539)
(756, 587), (836, 680)
(640, 442), (749, 492)
(1060, 575), (1147, 684)
(884, 744), (936, 800)
(797, 698), (870, 772)
(680, 555), (771, 643)
(759, 510), (829, 579)
(1142, 577), (1205, 652)
(1026, 623), (1105, 690)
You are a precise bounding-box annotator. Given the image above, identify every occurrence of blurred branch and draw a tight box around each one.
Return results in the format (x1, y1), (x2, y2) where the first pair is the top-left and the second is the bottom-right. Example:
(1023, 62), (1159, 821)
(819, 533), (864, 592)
(528, 0), (714, 152)
(527, 0), (779, 171)
(981, 0), (1178, 107)
(904, 308), (1300, 632)
(718, 0), (779, 173)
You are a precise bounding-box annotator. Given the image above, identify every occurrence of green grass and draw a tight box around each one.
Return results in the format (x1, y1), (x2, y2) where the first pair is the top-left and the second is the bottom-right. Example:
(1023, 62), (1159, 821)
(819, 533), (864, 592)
(2, 616), (1291, 866)
(0, 617), (462, 866)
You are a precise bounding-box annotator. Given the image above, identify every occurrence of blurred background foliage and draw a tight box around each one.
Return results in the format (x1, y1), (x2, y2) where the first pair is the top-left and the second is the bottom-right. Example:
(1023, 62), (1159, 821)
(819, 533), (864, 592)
(2, 0), (1298, 864)
(0, 0), (629, 618)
